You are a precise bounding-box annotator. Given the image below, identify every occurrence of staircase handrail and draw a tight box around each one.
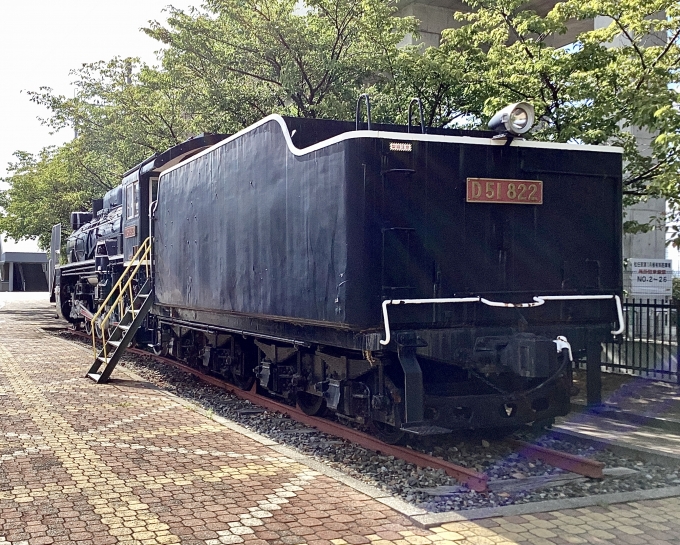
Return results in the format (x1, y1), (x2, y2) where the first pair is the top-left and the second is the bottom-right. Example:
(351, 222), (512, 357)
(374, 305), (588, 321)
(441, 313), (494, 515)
(90, 237), (152, 358)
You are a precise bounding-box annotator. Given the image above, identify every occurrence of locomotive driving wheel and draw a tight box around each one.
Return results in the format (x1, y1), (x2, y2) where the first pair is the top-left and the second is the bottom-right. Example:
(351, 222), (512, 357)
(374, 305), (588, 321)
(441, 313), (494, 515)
(107, 306), (120, 338)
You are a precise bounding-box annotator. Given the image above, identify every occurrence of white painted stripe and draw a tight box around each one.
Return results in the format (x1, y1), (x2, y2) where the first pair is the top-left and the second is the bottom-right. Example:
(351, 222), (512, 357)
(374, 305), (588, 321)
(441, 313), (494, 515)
(159, 114), (623, 180)
(380, 294), (624, 346)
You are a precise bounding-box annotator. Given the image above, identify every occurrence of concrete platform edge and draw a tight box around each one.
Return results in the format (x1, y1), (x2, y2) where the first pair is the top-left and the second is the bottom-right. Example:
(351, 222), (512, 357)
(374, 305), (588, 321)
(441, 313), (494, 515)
(411, 485), (680, 528)
(571, 401), (680, 434)
(551, 425), (680, 467)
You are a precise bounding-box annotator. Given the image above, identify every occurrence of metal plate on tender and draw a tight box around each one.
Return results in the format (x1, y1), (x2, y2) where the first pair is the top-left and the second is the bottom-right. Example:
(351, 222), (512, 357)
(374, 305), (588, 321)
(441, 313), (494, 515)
(124, 225), (137, 238)
(466, 178), (543, 205)
(389, 142), (412, 152)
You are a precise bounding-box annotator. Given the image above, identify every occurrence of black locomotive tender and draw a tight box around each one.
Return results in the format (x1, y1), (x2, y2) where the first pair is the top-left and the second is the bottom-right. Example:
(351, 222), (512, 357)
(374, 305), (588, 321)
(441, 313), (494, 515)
(55, 99), (624, 442)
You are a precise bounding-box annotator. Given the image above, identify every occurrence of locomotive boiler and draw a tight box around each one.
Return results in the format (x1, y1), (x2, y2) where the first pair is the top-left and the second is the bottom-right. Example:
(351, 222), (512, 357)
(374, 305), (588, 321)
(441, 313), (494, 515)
(54, 99), (624, 442)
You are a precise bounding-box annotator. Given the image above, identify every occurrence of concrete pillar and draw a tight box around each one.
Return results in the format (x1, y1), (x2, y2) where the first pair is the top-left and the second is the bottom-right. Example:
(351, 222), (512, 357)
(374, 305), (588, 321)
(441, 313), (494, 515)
(8, 262), (13, 292)
(397, 2), (460, 47)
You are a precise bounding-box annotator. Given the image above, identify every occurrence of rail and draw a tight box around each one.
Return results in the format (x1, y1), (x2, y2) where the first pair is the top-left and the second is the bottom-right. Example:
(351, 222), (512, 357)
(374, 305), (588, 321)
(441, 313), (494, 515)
(124, 348), (490, 491)
(380, 294), (624, 346)
(89, 237), (151, 359)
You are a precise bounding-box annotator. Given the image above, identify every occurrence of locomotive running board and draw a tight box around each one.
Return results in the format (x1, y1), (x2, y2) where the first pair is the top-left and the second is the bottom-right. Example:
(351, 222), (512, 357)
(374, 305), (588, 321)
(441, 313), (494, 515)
(86, 279), (154, 383)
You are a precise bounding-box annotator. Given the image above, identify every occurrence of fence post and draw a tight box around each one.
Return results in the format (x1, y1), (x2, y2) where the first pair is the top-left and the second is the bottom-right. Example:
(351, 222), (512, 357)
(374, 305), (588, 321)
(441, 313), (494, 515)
(586, 330), (602, 406)
(676, 299), (680, 385)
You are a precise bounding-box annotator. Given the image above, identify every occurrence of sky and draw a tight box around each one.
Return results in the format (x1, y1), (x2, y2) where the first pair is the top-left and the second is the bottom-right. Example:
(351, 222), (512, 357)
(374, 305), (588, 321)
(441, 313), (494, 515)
(0, 0), (197, 180)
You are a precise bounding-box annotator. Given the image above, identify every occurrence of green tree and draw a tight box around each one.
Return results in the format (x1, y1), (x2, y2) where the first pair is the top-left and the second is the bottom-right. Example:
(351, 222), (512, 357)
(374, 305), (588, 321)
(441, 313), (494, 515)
(1, 58), (198, 249)
(380, 0), (680, 206)
(143, 0), (416, 124)
(1, 0), (416, 247)
(0, 142), (105, 249)
(4, 0), (679, 249)
(27, 57), (201, 175)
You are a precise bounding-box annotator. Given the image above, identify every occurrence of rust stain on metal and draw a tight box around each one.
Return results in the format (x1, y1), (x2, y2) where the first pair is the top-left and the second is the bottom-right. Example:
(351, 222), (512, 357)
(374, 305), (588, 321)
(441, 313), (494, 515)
(507, 438), (604, 479)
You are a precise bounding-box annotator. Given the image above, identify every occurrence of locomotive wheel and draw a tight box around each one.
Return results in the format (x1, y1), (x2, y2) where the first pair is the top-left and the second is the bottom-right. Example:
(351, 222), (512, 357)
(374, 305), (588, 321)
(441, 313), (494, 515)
(371, 420), (406, 445)
(371, 403), (405, 445)
(84, 319), (93, 336)
(231, 372), (255, 391)
(107, 307), (120, 337)
(94, 319), (104, 340)
(296, 392), (327, 416)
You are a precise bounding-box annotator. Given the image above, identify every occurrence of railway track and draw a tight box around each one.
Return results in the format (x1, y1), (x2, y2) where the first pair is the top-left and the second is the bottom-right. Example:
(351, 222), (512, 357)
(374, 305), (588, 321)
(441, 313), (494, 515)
(67, 328), (604, 493)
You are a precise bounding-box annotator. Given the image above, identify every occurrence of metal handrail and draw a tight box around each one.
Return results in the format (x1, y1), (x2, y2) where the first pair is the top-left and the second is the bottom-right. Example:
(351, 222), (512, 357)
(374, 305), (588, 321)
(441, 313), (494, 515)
(90, 237), (151, 359)
(407, 98), (425, 134)
(379, 294), (624, 346)
(355, 94), (372, 131)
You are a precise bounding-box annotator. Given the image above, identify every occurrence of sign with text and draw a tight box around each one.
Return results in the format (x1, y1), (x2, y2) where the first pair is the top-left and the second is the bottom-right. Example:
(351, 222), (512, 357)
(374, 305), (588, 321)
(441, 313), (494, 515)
(466, 178), (543, 205)
(630, 259), (672, 296)
(124, 225), (137, 239)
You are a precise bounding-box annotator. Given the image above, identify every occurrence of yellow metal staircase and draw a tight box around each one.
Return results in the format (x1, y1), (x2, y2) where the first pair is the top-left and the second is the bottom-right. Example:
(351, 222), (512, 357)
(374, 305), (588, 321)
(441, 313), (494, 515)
(86, 238), (153, 383)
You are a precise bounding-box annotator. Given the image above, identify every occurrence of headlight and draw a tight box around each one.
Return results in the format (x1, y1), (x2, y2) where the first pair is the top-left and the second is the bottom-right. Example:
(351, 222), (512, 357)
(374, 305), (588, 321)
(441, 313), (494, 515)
(488, 102), (535, 136)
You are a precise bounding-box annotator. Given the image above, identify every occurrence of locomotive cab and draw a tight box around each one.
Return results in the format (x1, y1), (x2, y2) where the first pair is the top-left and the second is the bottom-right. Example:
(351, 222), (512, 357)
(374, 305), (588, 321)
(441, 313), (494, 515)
(121, 174), (144, 262)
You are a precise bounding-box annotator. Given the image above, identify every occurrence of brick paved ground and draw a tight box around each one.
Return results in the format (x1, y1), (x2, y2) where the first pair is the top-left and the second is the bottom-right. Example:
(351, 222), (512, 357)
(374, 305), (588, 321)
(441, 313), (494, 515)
(1, 292), (679, 545)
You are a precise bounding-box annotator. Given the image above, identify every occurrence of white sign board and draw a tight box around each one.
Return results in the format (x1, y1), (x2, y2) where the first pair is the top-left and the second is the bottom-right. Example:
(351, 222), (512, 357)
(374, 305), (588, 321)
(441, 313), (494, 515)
(630, 258), (672, 296)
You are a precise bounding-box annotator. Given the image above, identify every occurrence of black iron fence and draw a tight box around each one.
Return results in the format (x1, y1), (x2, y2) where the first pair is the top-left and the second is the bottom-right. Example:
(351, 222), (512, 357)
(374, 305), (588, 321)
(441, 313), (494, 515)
(600, 298), (679, 383)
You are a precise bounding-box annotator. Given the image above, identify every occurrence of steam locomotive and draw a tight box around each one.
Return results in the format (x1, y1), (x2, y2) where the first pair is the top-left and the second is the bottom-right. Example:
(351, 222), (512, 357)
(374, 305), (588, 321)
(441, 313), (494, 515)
(53, 99), (623, 442)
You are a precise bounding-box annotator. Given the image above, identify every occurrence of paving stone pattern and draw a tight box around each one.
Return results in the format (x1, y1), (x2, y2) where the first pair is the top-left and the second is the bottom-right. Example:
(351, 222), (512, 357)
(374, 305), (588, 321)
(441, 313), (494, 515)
(1, 293), (679, 545)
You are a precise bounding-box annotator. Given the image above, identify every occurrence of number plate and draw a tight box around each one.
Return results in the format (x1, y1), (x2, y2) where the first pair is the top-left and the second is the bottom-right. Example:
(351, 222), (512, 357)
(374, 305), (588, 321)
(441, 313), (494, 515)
(466, 178), (543, 205)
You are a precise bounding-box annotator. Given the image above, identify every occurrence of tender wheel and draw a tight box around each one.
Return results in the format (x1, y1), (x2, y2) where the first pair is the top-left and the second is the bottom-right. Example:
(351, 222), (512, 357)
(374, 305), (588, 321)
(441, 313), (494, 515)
(371, 402), (405, 445)
(371, 420), (406, 445)
(231, 372), (255, 391)
(153, 327), (171, 357)
(296, 392), (327, 416)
